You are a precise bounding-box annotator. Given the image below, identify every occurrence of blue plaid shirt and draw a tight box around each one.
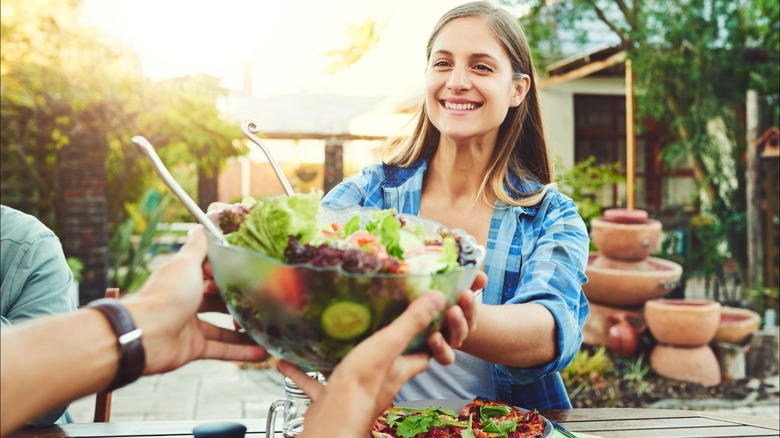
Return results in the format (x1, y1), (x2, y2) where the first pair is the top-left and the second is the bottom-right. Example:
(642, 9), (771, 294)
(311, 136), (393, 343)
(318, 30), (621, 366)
(322, 159), (590, 410)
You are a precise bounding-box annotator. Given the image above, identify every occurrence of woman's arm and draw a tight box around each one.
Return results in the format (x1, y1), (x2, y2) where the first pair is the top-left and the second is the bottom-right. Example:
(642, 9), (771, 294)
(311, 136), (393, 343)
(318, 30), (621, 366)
(460, 302), (557, 367)
(459, 197), (589, 369)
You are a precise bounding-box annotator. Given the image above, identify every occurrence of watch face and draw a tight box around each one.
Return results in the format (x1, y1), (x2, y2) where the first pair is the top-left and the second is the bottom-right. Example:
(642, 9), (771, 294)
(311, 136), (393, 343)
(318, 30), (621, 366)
(118, 328), (143, 345)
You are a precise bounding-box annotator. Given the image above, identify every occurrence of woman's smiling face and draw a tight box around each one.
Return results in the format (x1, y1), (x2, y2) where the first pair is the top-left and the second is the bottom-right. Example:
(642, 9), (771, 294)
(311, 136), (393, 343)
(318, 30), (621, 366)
(425, 16), (526, 144)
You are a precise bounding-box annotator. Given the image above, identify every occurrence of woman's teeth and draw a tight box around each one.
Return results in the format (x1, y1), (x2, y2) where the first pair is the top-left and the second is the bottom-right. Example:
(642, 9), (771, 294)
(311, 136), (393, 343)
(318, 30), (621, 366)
(444, 101), (479, 110)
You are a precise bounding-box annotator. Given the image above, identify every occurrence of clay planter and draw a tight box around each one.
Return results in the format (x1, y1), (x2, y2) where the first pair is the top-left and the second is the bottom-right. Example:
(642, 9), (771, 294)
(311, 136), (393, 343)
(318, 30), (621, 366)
(607, 311), (647, 357)
(714, 306), (761, 344)
(583, 301), (643, 346)
(583, 255), (683, 307)
(650, 344), (722, 387)
(644, 299), (722, 346)
(590, 217), (662, 260)
(602, 208), (649, 224)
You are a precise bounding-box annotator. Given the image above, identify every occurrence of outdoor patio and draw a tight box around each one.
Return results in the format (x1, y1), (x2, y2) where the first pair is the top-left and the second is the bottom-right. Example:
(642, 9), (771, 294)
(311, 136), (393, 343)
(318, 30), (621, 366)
(65, 358), (780, 424)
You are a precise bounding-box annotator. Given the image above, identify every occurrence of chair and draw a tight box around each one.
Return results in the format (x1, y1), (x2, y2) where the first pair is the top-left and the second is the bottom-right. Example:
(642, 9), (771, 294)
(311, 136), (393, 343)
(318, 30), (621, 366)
(93, 287), (120, 422)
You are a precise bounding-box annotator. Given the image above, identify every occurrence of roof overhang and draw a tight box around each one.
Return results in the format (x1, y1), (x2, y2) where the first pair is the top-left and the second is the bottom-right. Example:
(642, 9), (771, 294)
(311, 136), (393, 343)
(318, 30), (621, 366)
(538, 46), (626, 90)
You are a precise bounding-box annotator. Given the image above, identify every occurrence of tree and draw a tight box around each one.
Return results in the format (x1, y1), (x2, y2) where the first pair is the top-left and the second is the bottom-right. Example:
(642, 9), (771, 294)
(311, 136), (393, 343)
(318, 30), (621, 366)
(509, 0), (779, 288)
(1, 0), (141, 228)
(1, 0), (247, 229)
(107, 73), (247, 220)
(2, 0), (247, 298)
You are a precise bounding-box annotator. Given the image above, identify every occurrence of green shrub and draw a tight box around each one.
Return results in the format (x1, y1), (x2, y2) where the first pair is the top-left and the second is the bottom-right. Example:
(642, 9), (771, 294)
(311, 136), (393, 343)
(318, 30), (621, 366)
(109, 189), (171, 292)
(556, 156), (625, 231)
(616, 353), (651, 395)
(66, 257), (84, 283)
(560, 346), (615, 399)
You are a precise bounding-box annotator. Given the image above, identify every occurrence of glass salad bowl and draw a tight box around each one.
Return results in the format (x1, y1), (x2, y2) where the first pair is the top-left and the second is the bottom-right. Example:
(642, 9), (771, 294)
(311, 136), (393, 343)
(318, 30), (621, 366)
(132, 123), (485, 373)
(207, 205), (486, 372)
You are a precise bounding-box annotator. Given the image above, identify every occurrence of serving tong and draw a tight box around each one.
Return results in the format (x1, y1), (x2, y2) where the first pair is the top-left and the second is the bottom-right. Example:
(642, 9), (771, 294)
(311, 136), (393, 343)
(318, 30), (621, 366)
(131, 119), (294, 243)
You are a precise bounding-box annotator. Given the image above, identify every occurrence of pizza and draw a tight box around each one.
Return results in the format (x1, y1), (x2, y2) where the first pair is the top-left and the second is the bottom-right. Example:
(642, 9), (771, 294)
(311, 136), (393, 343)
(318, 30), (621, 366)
(371, 396), (547, 438)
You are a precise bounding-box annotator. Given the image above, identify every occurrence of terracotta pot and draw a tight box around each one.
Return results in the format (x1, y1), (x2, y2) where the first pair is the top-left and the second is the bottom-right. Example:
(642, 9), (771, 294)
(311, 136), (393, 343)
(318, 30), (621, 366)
(714, 306), (761, 344)
(583, 301), (643, 346)
(602, 208), (649, 224)
(583, 255), (683, 307)
(590, 217), (662, 260)
(650, 344), (721, 387)
(607, 311), (647, 357)
(644, 299), (722, 346)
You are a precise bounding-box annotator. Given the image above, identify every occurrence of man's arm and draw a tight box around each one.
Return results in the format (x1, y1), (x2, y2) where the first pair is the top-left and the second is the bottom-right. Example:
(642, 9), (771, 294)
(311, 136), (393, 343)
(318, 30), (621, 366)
(1, 309), (119, 433)
(1, 228), (267, 436)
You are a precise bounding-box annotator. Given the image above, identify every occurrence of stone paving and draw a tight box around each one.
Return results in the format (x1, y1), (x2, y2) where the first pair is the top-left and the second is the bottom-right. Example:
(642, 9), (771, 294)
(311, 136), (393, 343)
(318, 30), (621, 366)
(68, 359), (780, 424)
(69, 312), (288, 423)
(68, 360), (286, 423)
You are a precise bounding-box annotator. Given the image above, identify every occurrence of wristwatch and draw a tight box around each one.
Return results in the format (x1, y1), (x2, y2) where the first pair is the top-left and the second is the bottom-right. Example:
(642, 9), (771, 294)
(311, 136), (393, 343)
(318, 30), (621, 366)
(87, 298), (147, 391)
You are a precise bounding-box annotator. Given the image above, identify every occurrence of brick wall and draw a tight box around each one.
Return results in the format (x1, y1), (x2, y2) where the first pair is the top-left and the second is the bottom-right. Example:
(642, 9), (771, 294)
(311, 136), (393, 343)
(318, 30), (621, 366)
(58, 132), (109, 304)
(323, 142), (343, 195)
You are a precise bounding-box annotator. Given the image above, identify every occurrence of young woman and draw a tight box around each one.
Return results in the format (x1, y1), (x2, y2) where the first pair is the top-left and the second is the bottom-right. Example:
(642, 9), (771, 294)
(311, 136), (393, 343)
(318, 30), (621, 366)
(322, 1), (590, 410)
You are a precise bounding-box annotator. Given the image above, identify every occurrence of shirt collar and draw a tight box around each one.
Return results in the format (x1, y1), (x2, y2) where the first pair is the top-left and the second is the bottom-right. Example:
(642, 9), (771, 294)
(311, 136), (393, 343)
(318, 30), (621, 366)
(381, 158), (542, 217)
(381, 159), (428, 188)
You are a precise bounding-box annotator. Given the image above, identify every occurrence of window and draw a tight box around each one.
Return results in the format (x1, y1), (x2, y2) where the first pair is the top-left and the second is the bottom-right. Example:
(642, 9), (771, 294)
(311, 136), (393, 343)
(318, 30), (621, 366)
(574, 94), (641, 208)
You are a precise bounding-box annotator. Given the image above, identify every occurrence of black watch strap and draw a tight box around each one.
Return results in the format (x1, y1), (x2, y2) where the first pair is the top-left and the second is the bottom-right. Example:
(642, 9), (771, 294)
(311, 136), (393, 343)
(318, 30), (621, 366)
(88, 298), (147, 391)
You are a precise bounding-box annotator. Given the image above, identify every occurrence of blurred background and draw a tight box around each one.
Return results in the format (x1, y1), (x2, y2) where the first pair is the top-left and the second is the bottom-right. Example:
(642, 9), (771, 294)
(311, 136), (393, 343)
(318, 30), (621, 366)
(1, 0), (777, 322)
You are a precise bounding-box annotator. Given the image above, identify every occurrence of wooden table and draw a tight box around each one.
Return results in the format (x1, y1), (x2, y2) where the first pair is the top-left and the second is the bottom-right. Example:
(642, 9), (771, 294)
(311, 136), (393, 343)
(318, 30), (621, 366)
(7, 408), (779, 437)
(548, 408), (779, 437)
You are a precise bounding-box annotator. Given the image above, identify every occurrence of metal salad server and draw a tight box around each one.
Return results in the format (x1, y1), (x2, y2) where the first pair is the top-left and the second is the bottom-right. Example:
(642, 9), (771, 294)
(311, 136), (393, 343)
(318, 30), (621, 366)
(132, 119), (294, 242)
(241, 120), (294, 196)
(131, 135), (228, 245)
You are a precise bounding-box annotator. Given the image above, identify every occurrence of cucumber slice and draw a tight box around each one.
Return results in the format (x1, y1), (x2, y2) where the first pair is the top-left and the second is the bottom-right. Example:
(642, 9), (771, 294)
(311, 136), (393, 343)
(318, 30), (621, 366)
(321, 300), (372, 340)
(398, 229), (425, 255)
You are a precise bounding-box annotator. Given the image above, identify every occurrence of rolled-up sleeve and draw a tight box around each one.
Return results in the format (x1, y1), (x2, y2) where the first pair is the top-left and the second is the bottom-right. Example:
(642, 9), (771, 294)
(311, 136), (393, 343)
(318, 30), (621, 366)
(501, 193), (590, 383)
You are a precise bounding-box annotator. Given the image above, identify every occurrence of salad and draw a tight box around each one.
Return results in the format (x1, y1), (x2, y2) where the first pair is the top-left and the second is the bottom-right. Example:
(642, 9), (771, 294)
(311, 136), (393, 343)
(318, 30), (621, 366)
(219, 190), (480, 275)
(210, 191), (483, 371)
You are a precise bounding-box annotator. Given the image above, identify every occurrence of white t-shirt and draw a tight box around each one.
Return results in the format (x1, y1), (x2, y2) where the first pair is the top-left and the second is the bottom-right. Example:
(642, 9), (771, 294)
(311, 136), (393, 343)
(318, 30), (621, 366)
(396, 350), (496, 402)
(395, 293), (496, 402)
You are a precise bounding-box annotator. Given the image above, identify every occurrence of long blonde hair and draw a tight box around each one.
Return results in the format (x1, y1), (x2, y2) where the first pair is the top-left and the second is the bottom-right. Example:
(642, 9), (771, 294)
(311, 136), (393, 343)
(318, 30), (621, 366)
(384, 1), (552, 207)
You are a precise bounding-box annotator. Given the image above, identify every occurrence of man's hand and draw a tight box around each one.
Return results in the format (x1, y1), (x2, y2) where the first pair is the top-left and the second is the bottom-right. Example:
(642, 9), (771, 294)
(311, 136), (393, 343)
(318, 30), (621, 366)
(279, 292), (454, 438)
(125, 226), (266, 375)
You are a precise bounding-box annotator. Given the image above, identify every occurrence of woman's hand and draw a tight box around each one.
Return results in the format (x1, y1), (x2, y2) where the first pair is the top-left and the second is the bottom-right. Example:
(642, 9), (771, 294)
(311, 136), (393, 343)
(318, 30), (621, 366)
(433, 270), (486, 364)
(125, 226), (266, 375)
(278, 292), (450, 438)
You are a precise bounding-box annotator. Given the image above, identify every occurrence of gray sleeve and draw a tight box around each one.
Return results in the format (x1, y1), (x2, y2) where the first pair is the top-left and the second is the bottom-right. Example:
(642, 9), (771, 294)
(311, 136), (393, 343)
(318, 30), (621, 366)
(3, 234), (76, 324)
(4, 234), (76, 426)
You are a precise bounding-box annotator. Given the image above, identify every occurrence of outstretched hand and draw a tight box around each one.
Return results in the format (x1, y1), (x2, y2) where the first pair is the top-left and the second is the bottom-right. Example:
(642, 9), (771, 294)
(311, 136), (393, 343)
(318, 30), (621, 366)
(125, 226), (267, 375)
(278, 291), (452, 437)
(438, 271), (486, 360)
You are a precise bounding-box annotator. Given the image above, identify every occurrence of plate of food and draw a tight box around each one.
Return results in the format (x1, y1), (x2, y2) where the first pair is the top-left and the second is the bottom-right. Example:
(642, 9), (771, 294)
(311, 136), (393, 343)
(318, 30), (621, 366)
(371, 397), (552, 438)
(207, 191), (486, 372)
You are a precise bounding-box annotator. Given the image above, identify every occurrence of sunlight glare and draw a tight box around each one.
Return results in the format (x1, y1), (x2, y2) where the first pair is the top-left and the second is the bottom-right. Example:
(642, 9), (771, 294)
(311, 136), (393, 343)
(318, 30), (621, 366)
(79, 0), (474, 97)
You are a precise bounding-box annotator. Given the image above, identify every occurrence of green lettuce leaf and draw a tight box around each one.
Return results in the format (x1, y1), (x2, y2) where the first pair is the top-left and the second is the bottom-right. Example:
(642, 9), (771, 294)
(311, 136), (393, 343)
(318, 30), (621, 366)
(226, 190), (322, 261)
(365, 209), (403, 259)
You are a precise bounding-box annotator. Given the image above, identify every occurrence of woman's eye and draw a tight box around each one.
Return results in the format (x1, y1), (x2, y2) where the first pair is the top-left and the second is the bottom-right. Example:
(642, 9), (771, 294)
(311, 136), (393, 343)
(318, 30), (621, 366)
(474, 64), (494, 72)
(433, 60), (451, 68)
